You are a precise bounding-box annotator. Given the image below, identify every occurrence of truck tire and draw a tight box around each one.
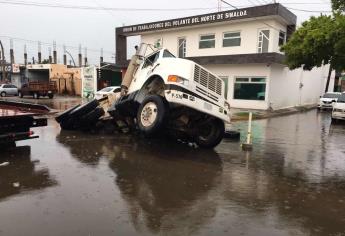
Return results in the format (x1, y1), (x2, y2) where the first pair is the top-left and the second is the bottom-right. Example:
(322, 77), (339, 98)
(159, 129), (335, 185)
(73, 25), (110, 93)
(48, 93), (54, 99)
(68, 99), (99, 119)
(80, 107), (105, 130)
(195, 118), (225, 149)
(55, 104), (81, 124)
(33, 92), (40, 99)
(1, 91), (6, 97)
(137, 95), (168, 136)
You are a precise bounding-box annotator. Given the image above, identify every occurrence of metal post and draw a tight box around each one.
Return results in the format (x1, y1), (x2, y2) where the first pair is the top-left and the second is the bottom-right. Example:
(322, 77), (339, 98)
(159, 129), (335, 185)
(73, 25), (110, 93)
(53, 41), (57, 64)
(24, 44), (27, 65)
(242, 112), (253, 151)
(38, 41), (42, 64)
(78, 44), (82, 67)
(63, 45), (67, 65)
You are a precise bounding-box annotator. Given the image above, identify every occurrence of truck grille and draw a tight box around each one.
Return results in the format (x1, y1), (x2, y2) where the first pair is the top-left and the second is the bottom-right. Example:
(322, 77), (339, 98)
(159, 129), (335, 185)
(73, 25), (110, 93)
(194, 65), (222, 96)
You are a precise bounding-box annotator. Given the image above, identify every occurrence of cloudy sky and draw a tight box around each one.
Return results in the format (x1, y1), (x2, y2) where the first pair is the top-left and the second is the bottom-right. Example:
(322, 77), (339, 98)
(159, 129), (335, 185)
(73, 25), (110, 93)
(0, 0), (332, 65)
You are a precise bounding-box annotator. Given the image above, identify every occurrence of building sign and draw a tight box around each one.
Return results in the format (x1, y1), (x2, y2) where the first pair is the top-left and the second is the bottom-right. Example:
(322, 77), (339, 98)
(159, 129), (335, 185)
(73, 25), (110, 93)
(0, 64), (12, 73)
(81, 66), (97, 99)
(121, 9), (248, 34)
(12, 64), (20, 73)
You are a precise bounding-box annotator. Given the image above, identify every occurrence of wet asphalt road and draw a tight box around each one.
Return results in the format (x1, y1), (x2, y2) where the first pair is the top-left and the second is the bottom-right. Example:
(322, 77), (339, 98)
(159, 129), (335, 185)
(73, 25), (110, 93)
(1, 98), (345, 236)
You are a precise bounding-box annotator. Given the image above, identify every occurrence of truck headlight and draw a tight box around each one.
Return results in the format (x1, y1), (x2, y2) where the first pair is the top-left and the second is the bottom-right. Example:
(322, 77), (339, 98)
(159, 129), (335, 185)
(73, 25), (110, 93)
(224, 101), (230, 111)
(168, 75), (189, 86)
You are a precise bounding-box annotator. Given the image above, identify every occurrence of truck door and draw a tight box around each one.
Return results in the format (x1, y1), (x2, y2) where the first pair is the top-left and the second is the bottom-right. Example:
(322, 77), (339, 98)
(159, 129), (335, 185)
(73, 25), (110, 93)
(128, 51), (160, 93)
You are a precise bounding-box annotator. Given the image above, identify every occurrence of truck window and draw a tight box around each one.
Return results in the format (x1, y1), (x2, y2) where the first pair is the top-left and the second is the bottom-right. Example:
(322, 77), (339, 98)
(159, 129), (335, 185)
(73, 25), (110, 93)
(143, 52), (160, 68)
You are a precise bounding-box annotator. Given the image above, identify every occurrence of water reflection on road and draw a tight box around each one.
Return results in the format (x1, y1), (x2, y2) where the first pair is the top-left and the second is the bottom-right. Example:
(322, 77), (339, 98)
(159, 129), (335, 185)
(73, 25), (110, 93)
(0, 110), (345, 236)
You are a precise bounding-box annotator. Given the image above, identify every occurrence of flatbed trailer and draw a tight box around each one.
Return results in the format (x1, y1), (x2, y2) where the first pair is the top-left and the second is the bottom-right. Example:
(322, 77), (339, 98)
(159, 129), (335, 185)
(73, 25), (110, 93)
(0, 100), (50, 146)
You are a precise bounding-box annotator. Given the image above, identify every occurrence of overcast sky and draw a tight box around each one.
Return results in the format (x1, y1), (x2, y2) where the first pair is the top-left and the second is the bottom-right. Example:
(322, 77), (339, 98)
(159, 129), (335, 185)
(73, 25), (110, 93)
(0, 0), (332, 65)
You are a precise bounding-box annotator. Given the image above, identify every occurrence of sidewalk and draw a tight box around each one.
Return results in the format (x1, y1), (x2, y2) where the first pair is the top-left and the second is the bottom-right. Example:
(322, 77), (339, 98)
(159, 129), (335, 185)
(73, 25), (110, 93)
(231, 104), (317, 121)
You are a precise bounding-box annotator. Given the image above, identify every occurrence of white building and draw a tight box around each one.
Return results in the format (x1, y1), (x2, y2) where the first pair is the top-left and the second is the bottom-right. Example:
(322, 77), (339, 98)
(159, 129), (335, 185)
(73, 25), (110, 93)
(115, 3), (334, 110)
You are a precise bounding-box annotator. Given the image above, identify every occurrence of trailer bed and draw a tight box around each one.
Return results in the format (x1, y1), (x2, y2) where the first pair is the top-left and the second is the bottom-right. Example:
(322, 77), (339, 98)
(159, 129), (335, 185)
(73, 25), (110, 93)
(0, 100), (50, 145)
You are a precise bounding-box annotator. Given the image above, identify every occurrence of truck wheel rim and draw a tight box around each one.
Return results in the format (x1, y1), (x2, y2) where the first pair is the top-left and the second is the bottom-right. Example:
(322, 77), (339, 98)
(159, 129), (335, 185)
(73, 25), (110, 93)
(141, 102), (158, 127)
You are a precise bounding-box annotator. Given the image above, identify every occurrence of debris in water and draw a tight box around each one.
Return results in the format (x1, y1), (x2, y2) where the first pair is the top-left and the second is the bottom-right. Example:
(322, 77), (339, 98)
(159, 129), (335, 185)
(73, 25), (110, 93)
(0, 162), (9, 167)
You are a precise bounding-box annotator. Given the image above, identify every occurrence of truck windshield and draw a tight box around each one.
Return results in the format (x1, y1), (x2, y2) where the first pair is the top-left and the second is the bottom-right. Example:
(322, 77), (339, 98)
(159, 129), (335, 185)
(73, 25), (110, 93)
(323, 93), (340, 99)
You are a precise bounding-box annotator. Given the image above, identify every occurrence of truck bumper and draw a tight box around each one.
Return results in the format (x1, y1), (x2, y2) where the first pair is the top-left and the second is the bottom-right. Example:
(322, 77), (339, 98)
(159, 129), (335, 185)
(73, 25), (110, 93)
(164, 88), (230, 123)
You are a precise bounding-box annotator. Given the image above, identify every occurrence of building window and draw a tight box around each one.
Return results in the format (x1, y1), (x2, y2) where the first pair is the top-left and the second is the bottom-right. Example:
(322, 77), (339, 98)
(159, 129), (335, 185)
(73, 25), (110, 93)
(178, 37), (186, 58)
(219, 76), (229, 99)
(223, 32), (241, 47)
(258, 30), (270, 53)
(199, 34), (215, 49)
(279, 31), (286, 46)
(234, 77), (266, 100)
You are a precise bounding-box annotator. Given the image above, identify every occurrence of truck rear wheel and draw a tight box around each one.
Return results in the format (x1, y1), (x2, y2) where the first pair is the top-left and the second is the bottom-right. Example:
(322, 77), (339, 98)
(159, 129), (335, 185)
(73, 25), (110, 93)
(48, 93), (54, 99)
(195, 118), (225, 148)
(18, 91), (23, 98)
(137, 95), (168, 136)
(33, 92), (40, 99)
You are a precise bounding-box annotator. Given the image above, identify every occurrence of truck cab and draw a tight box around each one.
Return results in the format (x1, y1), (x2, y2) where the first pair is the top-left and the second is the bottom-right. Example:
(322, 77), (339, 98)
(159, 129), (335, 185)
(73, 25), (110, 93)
(110, 44), (231, 148)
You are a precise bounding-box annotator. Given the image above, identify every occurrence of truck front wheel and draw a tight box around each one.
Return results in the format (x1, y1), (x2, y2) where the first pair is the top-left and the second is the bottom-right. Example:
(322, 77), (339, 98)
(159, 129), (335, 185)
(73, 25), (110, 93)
(137, 95), (168, 136)
(195, 118), (225, 148)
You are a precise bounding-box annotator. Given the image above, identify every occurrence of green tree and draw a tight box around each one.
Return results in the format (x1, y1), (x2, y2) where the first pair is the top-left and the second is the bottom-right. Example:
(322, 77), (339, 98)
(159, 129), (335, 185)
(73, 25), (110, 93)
(281, 14), (345, 92)
(332, 0), (345, 11)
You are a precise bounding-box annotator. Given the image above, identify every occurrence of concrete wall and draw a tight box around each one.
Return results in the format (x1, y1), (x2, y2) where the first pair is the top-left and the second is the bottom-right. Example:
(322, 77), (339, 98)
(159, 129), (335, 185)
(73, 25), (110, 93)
(141, 19), (287, 57)
(269, 64), (335, 110)
(50, 65), (82, 96)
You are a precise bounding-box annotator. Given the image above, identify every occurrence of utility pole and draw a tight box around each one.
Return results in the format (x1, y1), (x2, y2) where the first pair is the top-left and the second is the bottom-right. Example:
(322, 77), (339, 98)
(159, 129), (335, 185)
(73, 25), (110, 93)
(218, 0), (221, 12)
(0, 40), (7, 82)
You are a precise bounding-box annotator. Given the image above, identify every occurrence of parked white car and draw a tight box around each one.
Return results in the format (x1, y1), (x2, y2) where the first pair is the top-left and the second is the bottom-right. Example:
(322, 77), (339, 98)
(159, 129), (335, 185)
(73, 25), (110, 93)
(0, 84), (18, 97)
(318, 92), (342, 110)
(95, 86), (121, 100)
(332, 93), (345, 122)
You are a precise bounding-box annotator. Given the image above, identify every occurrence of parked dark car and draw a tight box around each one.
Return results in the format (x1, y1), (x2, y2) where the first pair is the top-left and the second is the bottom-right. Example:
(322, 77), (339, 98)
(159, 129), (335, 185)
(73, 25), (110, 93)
(18, 81), (57, 99)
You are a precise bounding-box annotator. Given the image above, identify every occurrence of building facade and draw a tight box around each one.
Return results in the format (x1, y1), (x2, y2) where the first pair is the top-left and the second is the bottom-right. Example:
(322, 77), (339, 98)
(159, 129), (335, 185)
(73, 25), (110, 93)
(115, 3), (334, 110)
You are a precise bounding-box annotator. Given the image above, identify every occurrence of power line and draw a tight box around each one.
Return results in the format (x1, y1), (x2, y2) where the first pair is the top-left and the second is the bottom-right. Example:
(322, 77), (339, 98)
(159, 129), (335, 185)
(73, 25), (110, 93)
(0, 0), (218, 11)
(220, 0), (238, 9)
(0, 35), (114, 55)
(286, 7), (332, 13)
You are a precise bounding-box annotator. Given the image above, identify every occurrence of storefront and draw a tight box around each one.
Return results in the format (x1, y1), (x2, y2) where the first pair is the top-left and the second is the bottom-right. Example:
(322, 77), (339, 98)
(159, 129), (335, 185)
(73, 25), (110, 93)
(115, 3), (334, 110)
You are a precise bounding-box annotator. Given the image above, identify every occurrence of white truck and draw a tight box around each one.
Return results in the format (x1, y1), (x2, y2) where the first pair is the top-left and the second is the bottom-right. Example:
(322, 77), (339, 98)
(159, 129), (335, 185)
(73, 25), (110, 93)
(56, 44), (231, 148)
(108, 44), (231, 148)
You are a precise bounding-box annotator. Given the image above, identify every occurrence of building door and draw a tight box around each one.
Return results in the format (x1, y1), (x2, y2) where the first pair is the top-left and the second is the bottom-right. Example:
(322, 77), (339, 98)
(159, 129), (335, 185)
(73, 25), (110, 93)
(178, 37), (186, 58)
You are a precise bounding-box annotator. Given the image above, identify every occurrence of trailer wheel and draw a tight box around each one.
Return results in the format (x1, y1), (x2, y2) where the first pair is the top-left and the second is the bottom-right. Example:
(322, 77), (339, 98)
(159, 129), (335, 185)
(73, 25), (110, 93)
(33, 92), (40, 99)
(55, 104), (81, 124)
(0, 91), (6, 97)
(195, 118), (225, 149)
(137, 95), (168, 136)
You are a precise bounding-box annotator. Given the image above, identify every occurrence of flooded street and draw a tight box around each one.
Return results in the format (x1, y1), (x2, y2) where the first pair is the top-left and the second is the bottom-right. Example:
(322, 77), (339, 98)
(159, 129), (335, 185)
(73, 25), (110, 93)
(1, 102), (345, 235)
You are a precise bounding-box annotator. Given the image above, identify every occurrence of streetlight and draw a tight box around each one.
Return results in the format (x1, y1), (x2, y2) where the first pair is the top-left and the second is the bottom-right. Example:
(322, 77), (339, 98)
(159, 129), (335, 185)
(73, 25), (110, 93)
(65, 50), (76, 67)
(0, 40), (7, 82)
